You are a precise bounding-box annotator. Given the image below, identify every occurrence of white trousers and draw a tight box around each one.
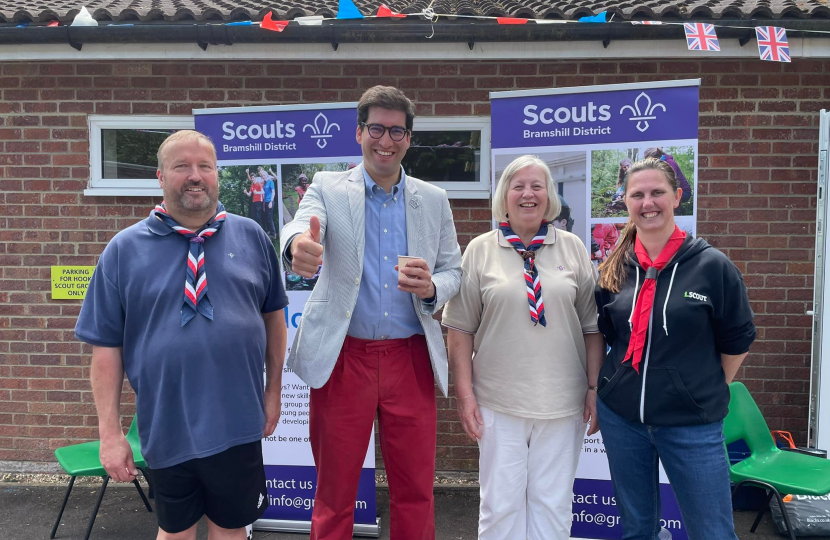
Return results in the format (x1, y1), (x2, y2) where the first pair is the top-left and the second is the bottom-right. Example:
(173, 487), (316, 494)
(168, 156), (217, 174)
(478, 406), (585, 540)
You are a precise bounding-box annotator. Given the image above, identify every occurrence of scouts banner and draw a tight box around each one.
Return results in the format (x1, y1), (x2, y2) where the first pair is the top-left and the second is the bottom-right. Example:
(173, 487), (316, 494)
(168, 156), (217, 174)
(195, 103), (378, 536)
(490, 79), (700, 540)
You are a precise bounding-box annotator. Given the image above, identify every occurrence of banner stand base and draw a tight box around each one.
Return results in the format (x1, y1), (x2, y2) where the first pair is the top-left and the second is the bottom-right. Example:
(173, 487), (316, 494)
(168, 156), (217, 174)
(253, 517), (381, 537)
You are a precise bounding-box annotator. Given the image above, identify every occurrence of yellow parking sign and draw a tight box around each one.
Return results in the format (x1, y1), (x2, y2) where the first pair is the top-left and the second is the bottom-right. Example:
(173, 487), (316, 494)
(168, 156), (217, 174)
(51, 266), (95, 300)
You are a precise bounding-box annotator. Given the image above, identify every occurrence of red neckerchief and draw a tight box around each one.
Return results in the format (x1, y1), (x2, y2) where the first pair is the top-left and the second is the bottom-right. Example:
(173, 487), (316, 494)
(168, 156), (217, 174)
(622, 226), (686, 373)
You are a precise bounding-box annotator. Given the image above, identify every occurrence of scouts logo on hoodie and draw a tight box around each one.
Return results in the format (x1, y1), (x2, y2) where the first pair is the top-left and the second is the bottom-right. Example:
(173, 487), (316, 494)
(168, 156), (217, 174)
(684, 291), (708, 302)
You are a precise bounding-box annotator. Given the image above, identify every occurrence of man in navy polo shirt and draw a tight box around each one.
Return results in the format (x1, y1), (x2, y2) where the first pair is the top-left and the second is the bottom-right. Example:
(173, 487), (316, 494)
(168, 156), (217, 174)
(75, 130), (288, 540)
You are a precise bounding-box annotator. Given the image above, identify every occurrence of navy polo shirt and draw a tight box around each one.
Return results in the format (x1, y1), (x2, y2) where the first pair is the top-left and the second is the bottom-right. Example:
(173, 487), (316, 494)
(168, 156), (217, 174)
(75, 211), (288, 468)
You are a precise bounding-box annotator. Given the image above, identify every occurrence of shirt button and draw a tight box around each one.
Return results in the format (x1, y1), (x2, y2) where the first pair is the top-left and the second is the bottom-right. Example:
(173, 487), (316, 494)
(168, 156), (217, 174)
(384, 312), (388, 317)
(383, 256), (388, 261)
(354, 278), (359, 285)
(346, 310), (351, 318)
(384, 284), (388, 289)
(383, 203), (387, 208)
(380, 335), (387, 340)
(383, 228), (387, 233)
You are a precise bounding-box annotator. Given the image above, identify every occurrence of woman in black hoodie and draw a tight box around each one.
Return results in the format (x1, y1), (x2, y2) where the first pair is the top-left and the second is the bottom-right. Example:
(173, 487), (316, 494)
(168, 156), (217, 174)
(594, 158), (756, 540)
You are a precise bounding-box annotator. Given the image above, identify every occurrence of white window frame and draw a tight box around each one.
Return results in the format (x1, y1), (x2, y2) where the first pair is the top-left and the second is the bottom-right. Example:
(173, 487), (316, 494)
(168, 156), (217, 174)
(85, 114), (490, 198)
(410, 116), (491, 199)
(86, 115), (194, 196)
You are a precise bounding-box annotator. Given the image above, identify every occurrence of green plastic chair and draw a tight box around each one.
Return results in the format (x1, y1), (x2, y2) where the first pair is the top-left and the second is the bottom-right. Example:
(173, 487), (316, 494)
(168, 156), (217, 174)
(723, 382), (830, 540)
(51, 416), (153, 540)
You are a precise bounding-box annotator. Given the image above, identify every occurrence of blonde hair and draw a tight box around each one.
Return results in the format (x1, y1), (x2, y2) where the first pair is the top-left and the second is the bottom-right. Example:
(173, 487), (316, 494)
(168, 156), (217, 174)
(597, 158), (678, 293)
(157, 130), (216, 172)
(492, 155), (561, 223)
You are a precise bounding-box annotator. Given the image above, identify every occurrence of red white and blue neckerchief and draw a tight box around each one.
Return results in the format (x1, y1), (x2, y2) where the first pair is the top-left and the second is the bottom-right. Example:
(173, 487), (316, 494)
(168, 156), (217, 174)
(152, 202), (227, 327)
(499, 220), (548, 327)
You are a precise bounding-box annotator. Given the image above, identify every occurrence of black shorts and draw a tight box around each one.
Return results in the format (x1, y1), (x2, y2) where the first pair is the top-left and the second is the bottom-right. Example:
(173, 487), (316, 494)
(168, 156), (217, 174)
(145, 441), (269, 533)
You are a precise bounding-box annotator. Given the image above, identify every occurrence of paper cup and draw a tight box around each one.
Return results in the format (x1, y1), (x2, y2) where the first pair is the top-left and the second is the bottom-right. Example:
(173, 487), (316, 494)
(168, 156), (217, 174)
(398, 256), (420, 280)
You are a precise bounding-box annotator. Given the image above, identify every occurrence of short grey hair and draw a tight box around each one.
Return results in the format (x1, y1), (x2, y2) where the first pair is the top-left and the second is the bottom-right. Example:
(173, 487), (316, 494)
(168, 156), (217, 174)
(157, 130), (216, 172)
(492, 155), (561, 223)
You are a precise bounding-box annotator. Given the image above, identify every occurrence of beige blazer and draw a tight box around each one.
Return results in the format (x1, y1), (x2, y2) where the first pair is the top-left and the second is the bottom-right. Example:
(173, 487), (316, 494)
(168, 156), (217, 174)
(280, 163), (462, 396)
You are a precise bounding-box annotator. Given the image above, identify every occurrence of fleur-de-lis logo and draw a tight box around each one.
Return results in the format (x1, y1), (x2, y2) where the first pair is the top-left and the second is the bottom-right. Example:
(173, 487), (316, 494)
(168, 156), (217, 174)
(620, 92), (666, 132)
(303, 113), (340, 149)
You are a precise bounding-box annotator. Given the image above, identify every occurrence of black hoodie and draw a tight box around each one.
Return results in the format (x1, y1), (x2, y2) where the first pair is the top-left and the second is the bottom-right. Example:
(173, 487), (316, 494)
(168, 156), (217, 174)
(594, 235), (756, 426)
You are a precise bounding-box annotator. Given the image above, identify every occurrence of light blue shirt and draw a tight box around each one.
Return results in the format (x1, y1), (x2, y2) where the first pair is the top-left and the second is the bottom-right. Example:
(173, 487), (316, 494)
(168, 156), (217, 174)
(263, 178), (275, 203)
(348, 167), (423, 340)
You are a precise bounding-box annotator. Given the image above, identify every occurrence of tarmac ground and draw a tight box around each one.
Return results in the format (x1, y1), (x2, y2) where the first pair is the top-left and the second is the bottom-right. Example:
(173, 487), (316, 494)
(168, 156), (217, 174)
(1, 480), (828, 540)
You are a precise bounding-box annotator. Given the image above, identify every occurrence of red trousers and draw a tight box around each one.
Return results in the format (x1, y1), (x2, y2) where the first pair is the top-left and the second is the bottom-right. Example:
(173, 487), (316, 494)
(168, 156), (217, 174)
(309, 335), (437, 540)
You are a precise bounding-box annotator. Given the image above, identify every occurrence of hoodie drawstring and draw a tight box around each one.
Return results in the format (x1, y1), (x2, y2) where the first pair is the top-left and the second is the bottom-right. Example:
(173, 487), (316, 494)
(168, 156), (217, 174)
(662, 263), (679, 336)
(628, 266), (640, 331)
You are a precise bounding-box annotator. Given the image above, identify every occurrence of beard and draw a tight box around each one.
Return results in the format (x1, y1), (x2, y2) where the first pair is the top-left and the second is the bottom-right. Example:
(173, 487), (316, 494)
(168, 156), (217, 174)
(167, 184), (218, 214)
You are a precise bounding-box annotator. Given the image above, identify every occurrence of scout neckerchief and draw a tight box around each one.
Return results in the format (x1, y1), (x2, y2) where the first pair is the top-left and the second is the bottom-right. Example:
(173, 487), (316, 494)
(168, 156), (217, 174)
(499, 220), (549, 327)
(623, 225), (686, 372)
(152, 202), (226, 326)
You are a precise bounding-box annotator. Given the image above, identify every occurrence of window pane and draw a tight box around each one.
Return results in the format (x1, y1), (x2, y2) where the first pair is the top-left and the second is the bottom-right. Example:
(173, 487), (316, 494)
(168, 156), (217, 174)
(402, 130), (481, 183)
(101, 128), (181, 179)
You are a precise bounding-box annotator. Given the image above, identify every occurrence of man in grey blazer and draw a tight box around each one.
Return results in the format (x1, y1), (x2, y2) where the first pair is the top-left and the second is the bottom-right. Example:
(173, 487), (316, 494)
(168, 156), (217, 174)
(280, 86), (461, 540)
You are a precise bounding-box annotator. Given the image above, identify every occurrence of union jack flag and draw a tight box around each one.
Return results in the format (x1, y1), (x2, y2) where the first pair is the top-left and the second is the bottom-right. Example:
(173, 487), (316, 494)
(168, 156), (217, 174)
(756, 26), (790, 62)
(631, 21), (662, 25)
(683, 23), (720, 51)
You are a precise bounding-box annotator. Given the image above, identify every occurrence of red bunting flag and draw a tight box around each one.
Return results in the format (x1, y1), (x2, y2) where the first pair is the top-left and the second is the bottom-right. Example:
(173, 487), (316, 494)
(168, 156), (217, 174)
(261, 11), (289, 32)
(47, 20), (60, 27)
(377, 4), (406, 18)
(497, 17), (528, 24)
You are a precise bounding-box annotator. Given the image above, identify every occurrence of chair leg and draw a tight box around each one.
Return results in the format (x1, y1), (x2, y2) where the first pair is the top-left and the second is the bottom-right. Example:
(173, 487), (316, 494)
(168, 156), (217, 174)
(83, 476), (109, 540)
(750, 490), (774, 533)
(132, 478), (153, 513)
(770, 489), (797, 540)
(138, 467), (153, 499)
(50, 476), (76, 539)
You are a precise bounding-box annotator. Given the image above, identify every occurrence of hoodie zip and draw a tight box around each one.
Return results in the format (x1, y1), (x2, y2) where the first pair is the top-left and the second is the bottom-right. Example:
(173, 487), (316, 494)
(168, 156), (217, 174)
(625, 266), (654, 423)
(635, 262), (679, 423)
(663, 263), (679, 336)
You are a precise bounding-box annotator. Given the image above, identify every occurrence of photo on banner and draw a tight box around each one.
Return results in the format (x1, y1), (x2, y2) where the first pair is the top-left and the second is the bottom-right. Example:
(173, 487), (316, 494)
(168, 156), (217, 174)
(590, 145), (696, 219)
(490, 79), (700, 540)
(590, 223), (626, 270)
(194, 103), (377, 535)
(280, 161), (358, 292)
(217, 164), (280, 242)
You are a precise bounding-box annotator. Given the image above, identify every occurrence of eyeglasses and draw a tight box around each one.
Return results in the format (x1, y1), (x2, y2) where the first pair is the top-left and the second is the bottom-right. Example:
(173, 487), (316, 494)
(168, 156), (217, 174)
(360, 122), (410, 142)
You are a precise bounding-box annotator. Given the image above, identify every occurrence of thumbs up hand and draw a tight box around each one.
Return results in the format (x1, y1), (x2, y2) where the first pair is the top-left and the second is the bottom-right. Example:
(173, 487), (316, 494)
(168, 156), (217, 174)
(290, 215), (324, 278)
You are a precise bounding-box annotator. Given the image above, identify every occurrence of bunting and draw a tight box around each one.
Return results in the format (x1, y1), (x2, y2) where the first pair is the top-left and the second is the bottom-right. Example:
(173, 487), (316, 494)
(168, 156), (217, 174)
(578, 11), (607, 23)
(261, 11), (289, 32)
(13, 3), (821, 64)
(756, 26), (791, 62)
(377, 4), (406, 18)
(337, 0), (364, 19)
(683, 23), (720, 51)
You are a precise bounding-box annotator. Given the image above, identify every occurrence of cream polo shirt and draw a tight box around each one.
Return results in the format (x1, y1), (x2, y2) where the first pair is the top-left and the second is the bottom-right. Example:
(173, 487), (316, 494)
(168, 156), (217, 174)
(442, 227), (599, 419)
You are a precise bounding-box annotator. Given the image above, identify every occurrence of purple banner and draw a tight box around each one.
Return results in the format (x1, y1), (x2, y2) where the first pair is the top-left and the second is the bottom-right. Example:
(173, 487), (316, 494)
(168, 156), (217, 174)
(491, 84), (699, 148)
(261, 465), (376, 525)
(195, 106), (361, 161)
(571, 479), (687, 540)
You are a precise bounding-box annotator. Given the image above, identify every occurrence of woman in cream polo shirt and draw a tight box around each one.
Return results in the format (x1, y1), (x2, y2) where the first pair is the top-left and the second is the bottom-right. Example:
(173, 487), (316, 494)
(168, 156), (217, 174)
(443, 155), (604, 540)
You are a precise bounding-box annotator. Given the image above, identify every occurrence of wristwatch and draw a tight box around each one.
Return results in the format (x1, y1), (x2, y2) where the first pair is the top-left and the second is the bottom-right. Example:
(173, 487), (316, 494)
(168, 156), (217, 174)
(588, 385), (599, 392)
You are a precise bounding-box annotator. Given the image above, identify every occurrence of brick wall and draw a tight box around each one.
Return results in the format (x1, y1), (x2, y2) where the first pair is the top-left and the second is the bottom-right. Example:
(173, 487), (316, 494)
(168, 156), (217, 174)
(0, 58), (826, 472)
